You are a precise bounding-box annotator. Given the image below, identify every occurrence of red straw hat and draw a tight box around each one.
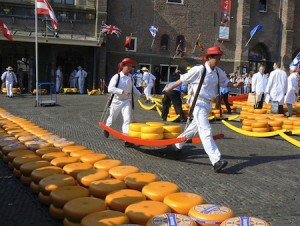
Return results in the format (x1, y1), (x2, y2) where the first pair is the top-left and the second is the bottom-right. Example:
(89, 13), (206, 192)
(203, 46), (224, 56)
(120, 58), (137, 66)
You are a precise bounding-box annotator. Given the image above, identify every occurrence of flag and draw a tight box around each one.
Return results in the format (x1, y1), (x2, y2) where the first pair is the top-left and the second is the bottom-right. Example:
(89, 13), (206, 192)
(0, 20), (13, 41)
(37, 0), (58, 30)
(196, 35), (204, 51)
(124, 33), (132, 48)
(175, 40), (184, 57)
(46, 21), (59, 38)
(149, 26), (158, 38)
(290, 52), (300, 68)
(100, 23), (122, 37)
(249, 24), (263, 38)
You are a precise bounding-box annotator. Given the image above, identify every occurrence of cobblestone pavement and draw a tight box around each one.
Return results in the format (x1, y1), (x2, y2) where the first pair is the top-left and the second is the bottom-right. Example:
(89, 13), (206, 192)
(0, 93), (299, 226)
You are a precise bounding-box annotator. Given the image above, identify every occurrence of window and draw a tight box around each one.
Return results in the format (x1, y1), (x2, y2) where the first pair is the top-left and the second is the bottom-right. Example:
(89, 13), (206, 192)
(259, 0), (267, 12)
(125, 37), (137, 52)
(160, 65), (178, 83)
(167, 0), (183, 4)
(160, 34), (169, 51)
(66, 0), (74, 4)
(53, 0), (62, 3)
(50, 0), (74, 5)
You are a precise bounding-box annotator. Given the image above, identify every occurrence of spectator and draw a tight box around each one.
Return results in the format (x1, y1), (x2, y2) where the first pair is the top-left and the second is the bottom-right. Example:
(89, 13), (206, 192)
(1, 66), (17, 98)
(55, 66), (63, 94)
(284, 65), (298, 117)
(69, 68), (77, 88)
(251, 65), (268, 109)
(76, 66), (88, 94)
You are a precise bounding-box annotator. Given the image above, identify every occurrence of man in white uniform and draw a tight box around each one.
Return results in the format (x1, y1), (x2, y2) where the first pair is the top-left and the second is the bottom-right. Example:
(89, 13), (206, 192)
(165, 46), (244, 173)
(104, 58), (145, 147)
(285, 65), (298, 117)
(69, 69), (77, 88)
(141, 67), (155, 103)
(251, 65), (268, 109)
(265, 62), (287, 114)
(55, 66), (63, 93)
(1, 66), (17, 98)
(76, 66), (88, 94)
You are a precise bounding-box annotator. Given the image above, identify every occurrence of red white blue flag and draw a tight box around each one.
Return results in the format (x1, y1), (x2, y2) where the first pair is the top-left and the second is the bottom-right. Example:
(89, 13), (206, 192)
(36, 0), (58, 30)
(100, 23), (122, 37)
(0, 20), (13, 41)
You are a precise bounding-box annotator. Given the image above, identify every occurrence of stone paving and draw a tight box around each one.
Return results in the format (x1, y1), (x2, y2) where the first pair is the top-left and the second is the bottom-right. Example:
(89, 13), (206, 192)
(0, 93), (299, 226)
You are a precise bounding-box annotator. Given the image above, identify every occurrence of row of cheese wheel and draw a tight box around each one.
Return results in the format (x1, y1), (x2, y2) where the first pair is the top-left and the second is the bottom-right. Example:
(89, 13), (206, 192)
(0, 108), (270, 226)
(129, 122), (182, 140)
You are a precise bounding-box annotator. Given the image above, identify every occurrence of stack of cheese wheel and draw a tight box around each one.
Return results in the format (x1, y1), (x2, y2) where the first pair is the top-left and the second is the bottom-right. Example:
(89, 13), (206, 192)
(128, 123), (148, 138)
(163, 125), (181, 139)
(188, 204), (235, 226)
(241, 119), (255, 131)
(142, 181), (180, 202)
(220, 216), (270, 226)
(290, 117), (300, 130)
(168, 106), (178, 118)
(146, 213), (196, 226)
(212, 109), (221, 119)
(79, 153), (108, 165)
(281, 119), (294, 131)
(267, 118), (283, 131)
(19, 160), (50, 185)
(251, 120), (270, 132)
(89, 178), (126, 199)
(253, 109), (268, 115)
(76, 169), (110, 187)
(124, 172), (157, 191)
(12, 154), (41, 178)
(109, 165), (140, 181)
(141, 123), (164, 140)
(63, 162), (93, 178)
(81, 210), (129, 226)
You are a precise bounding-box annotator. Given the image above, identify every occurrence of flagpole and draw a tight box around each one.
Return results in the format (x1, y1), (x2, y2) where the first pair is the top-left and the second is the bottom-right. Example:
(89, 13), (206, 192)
(35, 0), (39, 106)
(150, 38), (155, 49)
(244, 35), (254, 47)
(192, 33), (200, 55)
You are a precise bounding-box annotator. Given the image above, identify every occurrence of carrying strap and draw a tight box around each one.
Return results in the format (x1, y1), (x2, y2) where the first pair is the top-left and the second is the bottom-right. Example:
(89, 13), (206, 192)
(108, 73), (121, 107)
(216, 69), (222, 117)
(187, 65), (206, 120)
(131, 77), (134, 109)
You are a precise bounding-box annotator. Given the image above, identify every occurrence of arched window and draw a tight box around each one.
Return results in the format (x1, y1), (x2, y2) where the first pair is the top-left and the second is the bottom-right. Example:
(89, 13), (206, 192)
(174, 35), (185, 57)
(160, 34), (169, 51)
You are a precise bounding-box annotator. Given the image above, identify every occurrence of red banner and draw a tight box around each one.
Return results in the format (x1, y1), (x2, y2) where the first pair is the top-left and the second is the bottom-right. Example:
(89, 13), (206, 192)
(219, 0), (232, 40)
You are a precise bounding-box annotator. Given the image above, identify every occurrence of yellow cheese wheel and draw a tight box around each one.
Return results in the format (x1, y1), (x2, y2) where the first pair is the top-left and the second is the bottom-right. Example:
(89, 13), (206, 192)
(63, 162), (93, 177)
(146, 213), (196, 226)
(2, 143), (27, 155)
(63, 218), (81, 226)
(24, 141), (53, 150)
(6, 150), (34, 162)
(47, 137), (67, 144)
(141, 126), (164, 133)
(124, 172), (158, 191)
(0, 136), (17, 142)
(89, 179), (126, 199)
(41, 151), (69, 161)
(39, 134), (60, 141)
(13, 168), (22, 177)
(35, 148), (62, 157)
(50, 185), (90, 208)
(282, 125), (294, 130)
(63, 197), (107, 223)
(220, 216), (270, 226)
(30, 181), (40, 193)
(50, 157), (80, 168)
(80, 153), (108, 165)
(49, 204), (64, 220)
(20, 174), (31, 185)
(129, 123), (149, 132)
(269, 126), (282, 131)
(38, 192), (51, 205)
(282, 119), (293, 125)
(251, 127), (270, 132)
(39, 174), (76, 195)
(81, 210), (129, 226)
(163, 125), (182, 133)
(141, 133), (164, 140)
(163, 192), (205, 215)
(188, 204), (235, 226)
(251, 122), (268, 128)
(12, 155), (41, 169)
(53, 141), (76, 148)
(0, 140), (19, 148)
(242, 119), (255, 126)
(125, 201), (171, 225)
(253, 109), (267, 114)
(18, 135), (38, 142)
(267, 120), (283, 127)
(146, 122), (166, 127)
(109, 165), (140, 181)
(31, 166), (64, 184)
(164, 132), (180, 139)
(293, 121), (300, 126)
(142, 181), (180, 201)
(105, 189), (146, 212)
(20, 160), (50, 177)
(69, 149), (94, 157)
(76, 169), (110, 187)
(128, 130), (141, 138)
(94, 159), (122, 171)
(62, 145), (87, 153)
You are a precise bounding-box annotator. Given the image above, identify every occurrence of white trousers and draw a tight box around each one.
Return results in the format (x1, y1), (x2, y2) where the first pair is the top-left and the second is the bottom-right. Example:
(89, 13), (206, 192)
(175, 100), (221, 165)
(56, 78), (60, 93)
(6, 81), (13, 97)
(78, 78), (85, 94)
(105, 99), (132, 134)
(144, 85), (153, 100)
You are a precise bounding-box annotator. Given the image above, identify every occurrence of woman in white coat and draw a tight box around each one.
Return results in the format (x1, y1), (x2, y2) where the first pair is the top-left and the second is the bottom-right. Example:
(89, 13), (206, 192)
(76, 66), (87, 94)
(1, 66), (17, 98)
(285, 65), (299, 117)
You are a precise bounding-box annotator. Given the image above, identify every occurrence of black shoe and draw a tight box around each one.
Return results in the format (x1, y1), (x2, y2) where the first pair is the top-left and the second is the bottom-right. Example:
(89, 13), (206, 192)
(124, 142), (134, 147)
(103, 130), (109, 138)
(171, 144), (181, 152)
(213, 159), (228, 173)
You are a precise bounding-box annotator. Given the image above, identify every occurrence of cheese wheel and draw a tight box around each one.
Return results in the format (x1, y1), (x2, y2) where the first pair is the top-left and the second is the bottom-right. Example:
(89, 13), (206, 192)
(128, 130), (141, 138)
(7, 150), (34, 162)
(50, 157), (80, 168)
(164, 132), (180, 139)
(105, 189), (146, 212)
(94, 159), (122, 171)
(39, 174), (76, 195)
(282, 125), (293, 130)
(38, 192), (51, 205)
(77, 169), (110, 187)
(20, 174), (31, 185)
(63, 197), (107, 223)
(267, 120), (283, 127)
(124, 172), (158, 191)
(163, 125), (182, 133)
(0, 136), (17, 142)
(41, 151), (69, 161)
(282, 119), (293, 125)
(20, 160), (50, 177)
(25, 141), (53, 150)
(141, 126), (164, 134)
(63, 162), (93, 177)
(30, 181), (40, 193)
(129, 123), (149, 132)
(146, 213), (196, 226)
(251, 122), (268, 128)
(188, 204), (235, 226)
(293, 121), (300, 126)
(163, 192), (205, 215)
(251, 127), (270, 132)
(253, 109), (267, 114)
(69, 149), (94, 157)
(241, 125), (252, 131)
(39, 134), (60, 141)
(142, 181), (180, 201)
(49, 204), (64, 220)
(80, 153), (108, 165)
(31, 166), (64, 184)
(81, 210), (129, 226)
(50, 185), (89, 208)
(220, 216), (270, 226)
(18, 135), (38, 142)
(0, 140), (19, 148)
(35, 147), (62, 157)
(141, 133), (164, 140)
(2, 143), (27, 155)
(146, 122), (166, 127)
(13, 168), (22, 177)
(53, 141), (76, 148)
(109, 165), (140, 181)
(242, 120), (255, 126)
(125, 201), (171, 225)
(12, 155), (41, 169)
(62, 145), (87, 153)
(89, 179), (126, 199)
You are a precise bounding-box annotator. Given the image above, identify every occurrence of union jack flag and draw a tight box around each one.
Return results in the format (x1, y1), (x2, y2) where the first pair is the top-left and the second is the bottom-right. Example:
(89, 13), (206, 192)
(100, 23), (122, 37)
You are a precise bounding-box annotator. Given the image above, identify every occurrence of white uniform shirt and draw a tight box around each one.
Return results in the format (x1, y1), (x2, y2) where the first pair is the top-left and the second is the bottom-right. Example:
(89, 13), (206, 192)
(143, 72), (155, 87)
(133, 72), (143, 87)
(265, 68), (287, 104)
(76, 69), (87, 80)
(284, 72), (298, 104)
(56, 69), (62, 80)
(108, 72), (141, 101)
(1, 71), (17, 83)
(251, 72), (268, 93)
(179, 62), (229, 101)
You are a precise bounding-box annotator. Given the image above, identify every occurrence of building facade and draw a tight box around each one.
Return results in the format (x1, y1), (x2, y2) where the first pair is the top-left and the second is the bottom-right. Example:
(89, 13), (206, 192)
(0, 0), (107, 93)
